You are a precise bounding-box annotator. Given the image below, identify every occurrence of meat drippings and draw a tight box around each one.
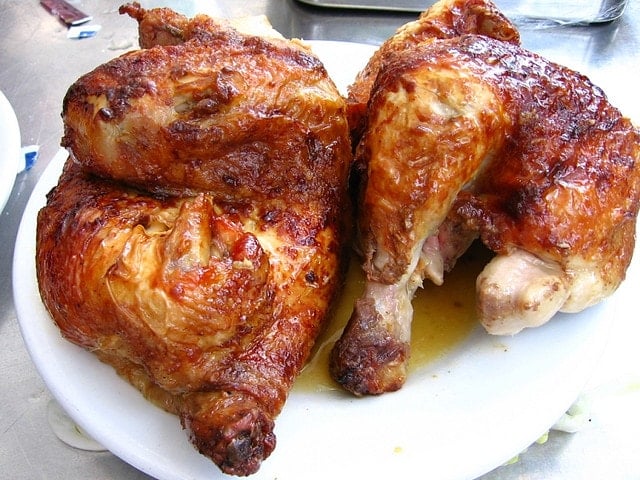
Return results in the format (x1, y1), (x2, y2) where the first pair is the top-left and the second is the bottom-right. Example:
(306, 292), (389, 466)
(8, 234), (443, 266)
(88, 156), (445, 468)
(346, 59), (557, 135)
(295, 242), (491, 392)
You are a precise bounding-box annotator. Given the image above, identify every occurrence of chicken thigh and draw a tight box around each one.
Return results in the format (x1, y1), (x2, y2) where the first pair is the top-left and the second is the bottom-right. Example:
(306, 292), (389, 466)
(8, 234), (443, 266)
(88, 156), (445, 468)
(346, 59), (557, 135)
(37, 4), (351, 475)
(331, 24), (640, 395)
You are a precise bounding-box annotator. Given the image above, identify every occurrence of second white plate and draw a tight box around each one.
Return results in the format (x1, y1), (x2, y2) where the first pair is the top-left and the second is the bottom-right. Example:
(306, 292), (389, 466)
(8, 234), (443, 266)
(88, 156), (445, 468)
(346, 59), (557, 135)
(0, 90), (21, 214)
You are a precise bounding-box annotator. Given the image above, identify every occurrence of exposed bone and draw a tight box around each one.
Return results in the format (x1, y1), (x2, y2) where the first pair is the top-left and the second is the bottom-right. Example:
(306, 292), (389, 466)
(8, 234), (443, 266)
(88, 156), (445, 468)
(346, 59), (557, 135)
(476, 249), (569, 335)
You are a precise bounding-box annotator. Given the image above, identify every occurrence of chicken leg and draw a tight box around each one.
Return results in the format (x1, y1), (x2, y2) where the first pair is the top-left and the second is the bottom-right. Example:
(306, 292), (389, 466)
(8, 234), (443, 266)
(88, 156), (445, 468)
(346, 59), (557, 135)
(331, 31), (640, 395)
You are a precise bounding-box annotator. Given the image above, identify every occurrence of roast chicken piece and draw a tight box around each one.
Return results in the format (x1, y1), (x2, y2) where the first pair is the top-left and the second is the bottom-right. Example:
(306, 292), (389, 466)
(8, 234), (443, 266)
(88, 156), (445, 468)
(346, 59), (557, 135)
(37, 4), (351, 476)
(64, 3), (347, 204)
(331, 0), (520, 395)
(331, 9), (640, 395)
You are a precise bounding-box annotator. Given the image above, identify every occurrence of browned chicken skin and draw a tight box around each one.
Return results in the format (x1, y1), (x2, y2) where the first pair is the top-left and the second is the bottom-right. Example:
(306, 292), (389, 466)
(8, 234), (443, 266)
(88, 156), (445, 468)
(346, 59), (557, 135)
(331, 0), (640, 396)
(64, 4), (347, 205)
(346, 0), (520, 143)
(37, 4), (351, 476)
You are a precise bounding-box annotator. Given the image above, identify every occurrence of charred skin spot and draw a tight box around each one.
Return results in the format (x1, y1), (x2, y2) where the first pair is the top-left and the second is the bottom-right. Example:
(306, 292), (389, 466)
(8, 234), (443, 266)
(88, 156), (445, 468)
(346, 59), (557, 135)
(330, 298), (408, 396)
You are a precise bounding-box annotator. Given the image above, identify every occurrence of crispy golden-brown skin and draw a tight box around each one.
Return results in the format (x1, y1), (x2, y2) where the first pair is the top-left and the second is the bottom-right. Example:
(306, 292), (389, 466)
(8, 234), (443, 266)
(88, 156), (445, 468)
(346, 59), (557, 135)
(37, 4), (351, 476)
(346, 0), (520, 143)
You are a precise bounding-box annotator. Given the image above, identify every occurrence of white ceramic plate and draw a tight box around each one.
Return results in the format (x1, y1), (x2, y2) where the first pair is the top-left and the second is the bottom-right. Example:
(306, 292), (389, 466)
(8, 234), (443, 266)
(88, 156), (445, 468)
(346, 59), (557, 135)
(0, 90), (21, 214)
(14, 41), (621, 480)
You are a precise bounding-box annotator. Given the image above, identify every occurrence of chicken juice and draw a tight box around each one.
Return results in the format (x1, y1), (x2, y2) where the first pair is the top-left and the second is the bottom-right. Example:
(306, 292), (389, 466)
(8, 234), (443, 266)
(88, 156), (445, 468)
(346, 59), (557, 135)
(294, 241), (492, 392)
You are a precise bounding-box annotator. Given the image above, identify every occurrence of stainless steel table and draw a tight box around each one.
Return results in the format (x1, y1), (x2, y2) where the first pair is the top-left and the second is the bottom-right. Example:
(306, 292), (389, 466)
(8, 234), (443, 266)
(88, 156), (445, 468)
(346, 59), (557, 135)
(1, 1), (639, 479)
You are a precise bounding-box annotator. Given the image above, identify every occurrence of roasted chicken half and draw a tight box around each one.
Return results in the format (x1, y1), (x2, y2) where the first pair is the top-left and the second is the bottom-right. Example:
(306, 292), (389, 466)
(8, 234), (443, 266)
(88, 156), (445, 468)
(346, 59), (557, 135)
(37, 4), (351, 476)
(331, 1), (640, 396)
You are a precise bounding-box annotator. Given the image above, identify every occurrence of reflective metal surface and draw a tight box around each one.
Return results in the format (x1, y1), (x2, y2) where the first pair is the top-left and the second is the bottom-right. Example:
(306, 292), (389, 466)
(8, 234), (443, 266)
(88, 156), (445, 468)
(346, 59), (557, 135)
(294, 0), (629, 23)
(1, 1), (639, 479)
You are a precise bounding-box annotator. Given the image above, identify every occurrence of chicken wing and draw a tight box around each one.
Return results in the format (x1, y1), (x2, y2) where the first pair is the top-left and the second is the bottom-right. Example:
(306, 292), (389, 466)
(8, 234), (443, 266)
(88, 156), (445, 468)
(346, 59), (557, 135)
(37, 4), (351, 476)
(331, 26), (640, 395)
